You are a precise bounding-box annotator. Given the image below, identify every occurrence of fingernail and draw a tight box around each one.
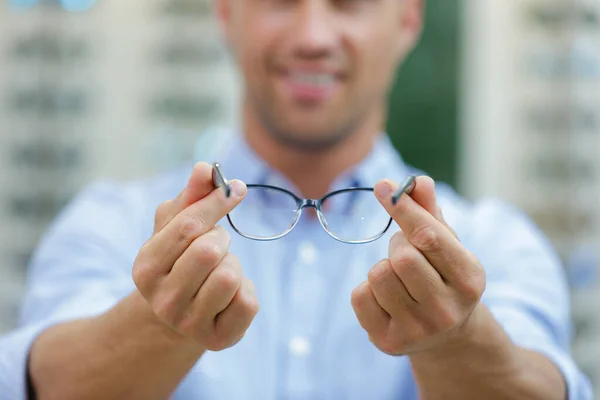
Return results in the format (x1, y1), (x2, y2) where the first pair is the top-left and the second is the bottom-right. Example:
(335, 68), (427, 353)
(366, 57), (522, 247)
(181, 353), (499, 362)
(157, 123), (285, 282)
(230, 179), (247, 198)
(374, 181), (394, 199)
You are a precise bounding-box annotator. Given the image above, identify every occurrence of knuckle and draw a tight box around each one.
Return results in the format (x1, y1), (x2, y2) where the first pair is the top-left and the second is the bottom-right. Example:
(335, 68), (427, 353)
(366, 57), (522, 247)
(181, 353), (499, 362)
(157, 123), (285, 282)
(206, 335), (232, 352)
(467, 251), (480, 266)
(193, 240), (225, 266)
(152, 290), (183, 326)
(405, 324), (424, 345)
(178, 312), (207, 339)
(390, 251), (418, 274)
(177, 314), (197, 336)
(367, 260), (393, 285)
(132, 255), (156, 294)
(429, 300), (460, 332)
(409, 225), (440, 252)
(388, 231), (407, 254)
(218, 225), (232, 245)
(350, 285), (368, 308)
(157, 199), (171, 212)
(131, 263), (147, 292)
(458, 272), (486, 304)
(213, 263), (242, 293)
(177, 215), (205, 243)
(376, 336), (404, 356)
(241, 294), (260, 316)
(155, 200), (172, 222)
(206, 329), (244, 352)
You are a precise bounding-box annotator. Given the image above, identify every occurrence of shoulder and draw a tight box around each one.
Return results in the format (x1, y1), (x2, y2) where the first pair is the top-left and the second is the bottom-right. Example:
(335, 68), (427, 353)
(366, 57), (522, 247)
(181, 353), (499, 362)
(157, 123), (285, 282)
(425, 178), (562, 274)
(430, 180), (568, 304)
(43, 165), (193, 251)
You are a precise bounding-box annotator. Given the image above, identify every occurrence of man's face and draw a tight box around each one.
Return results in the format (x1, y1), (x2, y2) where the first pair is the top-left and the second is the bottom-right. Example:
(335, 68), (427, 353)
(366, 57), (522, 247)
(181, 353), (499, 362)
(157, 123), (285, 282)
(218, 0), (423, 150)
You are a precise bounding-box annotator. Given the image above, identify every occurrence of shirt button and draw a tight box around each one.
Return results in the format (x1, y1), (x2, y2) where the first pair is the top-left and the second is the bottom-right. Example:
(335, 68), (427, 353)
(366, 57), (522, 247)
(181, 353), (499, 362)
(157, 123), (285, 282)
(298, 241), (318, 264)
(289, 336), (311, 357)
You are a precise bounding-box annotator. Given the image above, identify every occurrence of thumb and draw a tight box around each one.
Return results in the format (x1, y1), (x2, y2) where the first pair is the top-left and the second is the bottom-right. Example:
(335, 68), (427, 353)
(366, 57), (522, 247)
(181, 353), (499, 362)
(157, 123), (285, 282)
(388, 175), (459, 239)
(408, 176), (442, 221)
(154, 162), (219, 233)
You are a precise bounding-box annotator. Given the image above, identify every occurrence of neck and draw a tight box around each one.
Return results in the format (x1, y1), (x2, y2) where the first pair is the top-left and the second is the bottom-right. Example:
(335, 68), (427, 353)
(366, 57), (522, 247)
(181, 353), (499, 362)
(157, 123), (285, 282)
(243, 104), (385, 199)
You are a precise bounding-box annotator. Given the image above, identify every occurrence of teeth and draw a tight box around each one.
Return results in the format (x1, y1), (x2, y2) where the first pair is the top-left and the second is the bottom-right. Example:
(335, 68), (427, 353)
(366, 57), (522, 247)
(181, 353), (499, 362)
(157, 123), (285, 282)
(291, 72), (334, 87)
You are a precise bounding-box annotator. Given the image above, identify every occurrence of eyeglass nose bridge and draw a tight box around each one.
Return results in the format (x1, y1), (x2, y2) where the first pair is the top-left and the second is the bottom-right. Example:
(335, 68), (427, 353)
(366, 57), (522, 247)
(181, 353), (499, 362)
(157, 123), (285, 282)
(298, 199), (319, 209)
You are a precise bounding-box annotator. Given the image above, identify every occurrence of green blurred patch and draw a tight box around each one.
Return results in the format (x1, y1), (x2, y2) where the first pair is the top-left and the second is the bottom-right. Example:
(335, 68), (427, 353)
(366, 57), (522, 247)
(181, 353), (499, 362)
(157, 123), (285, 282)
(386, 0), (461, 190)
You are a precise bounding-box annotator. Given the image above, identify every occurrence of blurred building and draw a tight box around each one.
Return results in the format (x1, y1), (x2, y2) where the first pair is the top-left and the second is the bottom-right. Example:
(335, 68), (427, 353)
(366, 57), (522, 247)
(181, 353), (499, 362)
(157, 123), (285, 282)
(461, 0), (600, 391)
(0, 0), (239, 332)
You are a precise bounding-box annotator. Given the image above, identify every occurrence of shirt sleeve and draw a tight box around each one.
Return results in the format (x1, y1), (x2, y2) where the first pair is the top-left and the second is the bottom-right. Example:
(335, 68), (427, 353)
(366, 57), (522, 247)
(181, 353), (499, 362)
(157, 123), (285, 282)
(469, 199), (594, 400)
(0, 181), (147, 400)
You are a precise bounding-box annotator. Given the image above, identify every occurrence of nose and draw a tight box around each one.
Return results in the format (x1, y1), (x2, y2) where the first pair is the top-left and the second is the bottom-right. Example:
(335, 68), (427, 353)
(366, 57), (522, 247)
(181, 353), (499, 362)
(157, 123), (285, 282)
(291, 1), (337, 58)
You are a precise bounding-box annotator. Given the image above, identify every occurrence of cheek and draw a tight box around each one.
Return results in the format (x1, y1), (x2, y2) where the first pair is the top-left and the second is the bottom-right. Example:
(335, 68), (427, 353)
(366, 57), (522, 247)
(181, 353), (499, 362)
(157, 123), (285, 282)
(234, 24), (280, 82)
(343, 13), (402, 84)
(233, 37), (266, 84)
(352, 34), (399, 90)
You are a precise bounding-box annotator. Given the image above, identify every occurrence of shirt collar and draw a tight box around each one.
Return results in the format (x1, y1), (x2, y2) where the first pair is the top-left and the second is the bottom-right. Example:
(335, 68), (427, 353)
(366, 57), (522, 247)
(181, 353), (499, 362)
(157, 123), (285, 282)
(203, 129), (411, 197)
(333, 133), (410, 190)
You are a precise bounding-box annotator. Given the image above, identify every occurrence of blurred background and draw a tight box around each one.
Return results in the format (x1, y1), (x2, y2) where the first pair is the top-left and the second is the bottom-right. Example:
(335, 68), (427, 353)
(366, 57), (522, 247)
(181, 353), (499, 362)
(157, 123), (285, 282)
(0, 0), (599, 395)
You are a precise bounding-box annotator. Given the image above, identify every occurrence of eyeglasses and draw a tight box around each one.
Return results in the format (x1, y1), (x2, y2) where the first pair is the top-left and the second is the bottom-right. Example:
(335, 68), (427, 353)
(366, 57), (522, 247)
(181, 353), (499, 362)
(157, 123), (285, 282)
(212, 162), (416, 244)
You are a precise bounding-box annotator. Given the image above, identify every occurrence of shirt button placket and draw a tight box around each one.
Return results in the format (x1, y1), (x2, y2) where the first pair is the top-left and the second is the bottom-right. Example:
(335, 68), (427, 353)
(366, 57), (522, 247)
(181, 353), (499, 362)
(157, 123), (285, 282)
(286, 240), (320, 399)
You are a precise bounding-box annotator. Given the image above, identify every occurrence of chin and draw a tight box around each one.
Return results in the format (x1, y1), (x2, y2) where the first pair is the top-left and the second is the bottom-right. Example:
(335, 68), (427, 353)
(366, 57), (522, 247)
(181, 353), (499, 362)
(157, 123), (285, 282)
(255, 98), (354, 150)
(269, 124), (352, 152)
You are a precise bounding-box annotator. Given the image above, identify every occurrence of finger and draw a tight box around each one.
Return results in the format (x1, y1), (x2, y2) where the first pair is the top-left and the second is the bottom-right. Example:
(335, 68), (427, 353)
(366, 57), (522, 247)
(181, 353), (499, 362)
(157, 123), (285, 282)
(154, 200), (174, 233)
(137, 179), (246, 284)
(191, 253), (243, 324)
(368, 259), (416, 317)
(375, 179), (468, 283)
(392, 176), (458, 239)
(214, 277), (260, 344)
(406, 176), (442, 221)
(437, 207), (459, 240)
(159, 225), (231, 309)
(388, 231), (445, 303)
(351, 281), (390, 337)
(155, 162), (216, 233)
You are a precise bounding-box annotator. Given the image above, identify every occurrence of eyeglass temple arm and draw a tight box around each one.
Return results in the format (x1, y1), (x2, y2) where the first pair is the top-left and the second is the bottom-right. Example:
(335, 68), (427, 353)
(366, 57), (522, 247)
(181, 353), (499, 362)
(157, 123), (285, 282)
(391, 175), (417, 206)
(212, 162), (231, 198)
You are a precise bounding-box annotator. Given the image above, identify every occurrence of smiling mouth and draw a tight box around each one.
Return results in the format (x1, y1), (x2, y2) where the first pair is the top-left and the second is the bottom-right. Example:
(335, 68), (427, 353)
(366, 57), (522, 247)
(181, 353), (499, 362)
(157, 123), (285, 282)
(279, 69), (342, 103)
(289, 71), (337, 88)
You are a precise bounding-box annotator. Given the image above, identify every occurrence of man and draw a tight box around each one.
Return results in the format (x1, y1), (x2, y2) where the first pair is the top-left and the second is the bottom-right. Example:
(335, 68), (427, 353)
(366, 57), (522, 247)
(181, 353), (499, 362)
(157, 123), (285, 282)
(0, 0), (592, 399)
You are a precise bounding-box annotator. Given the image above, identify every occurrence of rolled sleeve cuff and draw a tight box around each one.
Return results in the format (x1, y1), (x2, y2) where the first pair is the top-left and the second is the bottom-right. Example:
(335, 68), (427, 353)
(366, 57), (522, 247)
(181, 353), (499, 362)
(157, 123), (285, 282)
(0, 288), (122, 400)
(0, 322), (56, 400)
(491, 306), (594, 400)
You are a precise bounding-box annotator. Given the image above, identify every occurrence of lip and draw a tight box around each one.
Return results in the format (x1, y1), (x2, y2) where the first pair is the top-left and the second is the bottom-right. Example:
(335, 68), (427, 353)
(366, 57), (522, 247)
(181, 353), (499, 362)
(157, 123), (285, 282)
(277, 68), (342, 103)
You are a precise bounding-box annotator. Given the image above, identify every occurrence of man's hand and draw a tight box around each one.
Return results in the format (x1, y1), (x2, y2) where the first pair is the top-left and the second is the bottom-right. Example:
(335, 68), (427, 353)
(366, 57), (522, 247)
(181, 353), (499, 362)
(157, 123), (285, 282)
(132, 162), (260, 351)
(351, 176), (486, 355)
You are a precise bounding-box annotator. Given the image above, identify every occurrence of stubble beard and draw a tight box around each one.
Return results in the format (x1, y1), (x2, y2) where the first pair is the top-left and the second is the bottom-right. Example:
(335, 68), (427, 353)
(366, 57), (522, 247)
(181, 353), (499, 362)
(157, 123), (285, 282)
(253, 98), (369, 153)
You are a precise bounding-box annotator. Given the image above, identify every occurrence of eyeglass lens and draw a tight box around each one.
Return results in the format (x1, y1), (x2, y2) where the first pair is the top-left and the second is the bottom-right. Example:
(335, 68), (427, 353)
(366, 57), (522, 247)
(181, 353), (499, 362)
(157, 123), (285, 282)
(227, 186), (391, 242)
(227, 186), (300, 240)
(319, 189), (391, 242)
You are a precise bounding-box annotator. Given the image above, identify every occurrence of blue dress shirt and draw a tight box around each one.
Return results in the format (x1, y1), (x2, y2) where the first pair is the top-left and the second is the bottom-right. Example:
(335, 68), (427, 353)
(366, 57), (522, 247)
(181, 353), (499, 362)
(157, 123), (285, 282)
(0, 133), (593, 399)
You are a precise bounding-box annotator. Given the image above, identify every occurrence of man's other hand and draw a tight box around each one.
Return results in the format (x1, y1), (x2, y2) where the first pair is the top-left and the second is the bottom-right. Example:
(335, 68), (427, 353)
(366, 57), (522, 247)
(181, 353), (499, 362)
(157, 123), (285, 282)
(351, 176), (486, 355)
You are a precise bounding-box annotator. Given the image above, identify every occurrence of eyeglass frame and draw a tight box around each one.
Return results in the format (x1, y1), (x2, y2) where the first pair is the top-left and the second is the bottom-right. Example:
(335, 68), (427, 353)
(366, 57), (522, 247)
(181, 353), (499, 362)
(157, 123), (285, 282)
(211, 162), (416, 244)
